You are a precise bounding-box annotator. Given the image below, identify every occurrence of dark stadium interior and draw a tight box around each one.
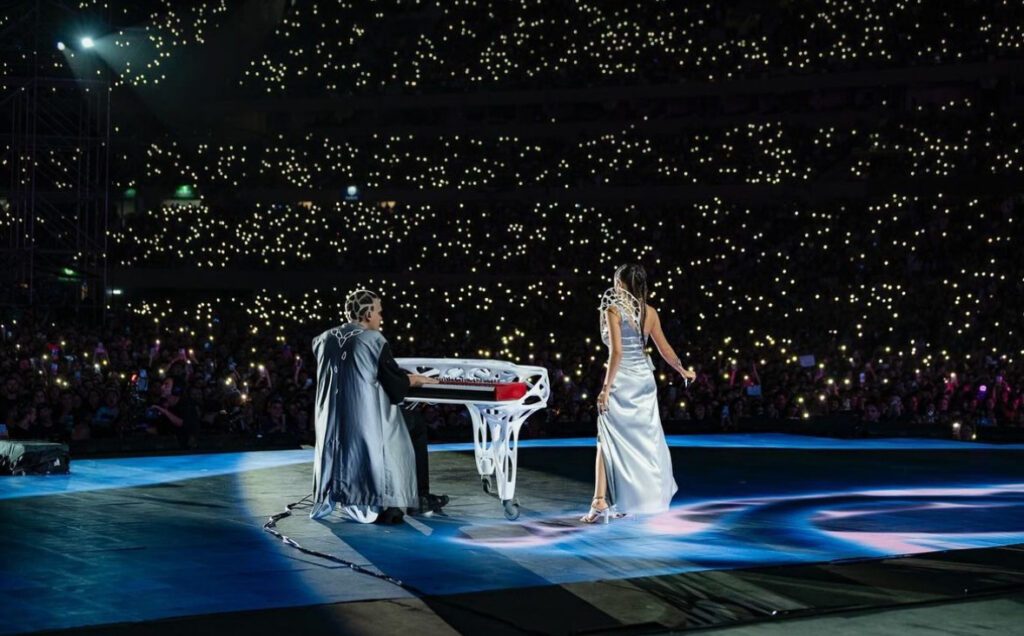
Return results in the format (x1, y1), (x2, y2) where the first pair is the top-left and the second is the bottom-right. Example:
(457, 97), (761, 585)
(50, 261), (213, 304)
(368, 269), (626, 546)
(2, 1), (1024, 634)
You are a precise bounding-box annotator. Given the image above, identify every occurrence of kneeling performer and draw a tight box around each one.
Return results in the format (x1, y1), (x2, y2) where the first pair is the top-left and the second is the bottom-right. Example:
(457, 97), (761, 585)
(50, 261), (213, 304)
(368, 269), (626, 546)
(310, 289), (443, 523)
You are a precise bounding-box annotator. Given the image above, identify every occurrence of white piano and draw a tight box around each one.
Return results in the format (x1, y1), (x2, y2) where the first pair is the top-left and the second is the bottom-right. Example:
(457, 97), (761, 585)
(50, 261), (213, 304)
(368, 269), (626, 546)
(395, 358), (550, 520)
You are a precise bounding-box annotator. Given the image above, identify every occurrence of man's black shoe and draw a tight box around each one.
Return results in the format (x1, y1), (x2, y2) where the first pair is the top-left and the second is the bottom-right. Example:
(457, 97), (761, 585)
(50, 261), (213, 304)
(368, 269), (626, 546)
(430, 493), (450, 509)
(375, 506), (405, 525)
(420, 493), (450, 515)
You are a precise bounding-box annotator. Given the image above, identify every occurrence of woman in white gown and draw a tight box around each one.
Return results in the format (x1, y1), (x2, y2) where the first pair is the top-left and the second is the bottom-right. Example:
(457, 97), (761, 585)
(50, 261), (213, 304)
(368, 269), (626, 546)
(582, 264), (696, 523)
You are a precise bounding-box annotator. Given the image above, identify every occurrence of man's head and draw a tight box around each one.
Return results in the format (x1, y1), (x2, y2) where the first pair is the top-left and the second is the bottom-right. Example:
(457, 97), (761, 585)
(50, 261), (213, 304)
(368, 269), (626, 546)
(345, 289), (382, 330)
(161, 376), (184, 404)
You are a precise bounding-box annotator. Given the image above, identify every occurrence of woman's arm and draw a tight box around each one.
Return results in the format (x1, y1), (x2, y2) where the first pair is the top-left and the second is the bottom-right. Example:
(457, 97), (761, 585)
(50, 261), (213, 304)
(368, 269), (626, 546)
(648, 307), (695, 379)
(601, 306), (624, 395)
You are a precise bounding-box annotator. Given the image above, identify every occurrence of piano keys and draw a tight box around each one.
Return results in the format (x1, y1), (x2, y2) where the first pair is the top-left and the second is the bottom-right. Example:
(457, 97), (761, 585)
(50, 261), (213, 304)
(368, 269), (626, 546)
(406, 380), (528, 403)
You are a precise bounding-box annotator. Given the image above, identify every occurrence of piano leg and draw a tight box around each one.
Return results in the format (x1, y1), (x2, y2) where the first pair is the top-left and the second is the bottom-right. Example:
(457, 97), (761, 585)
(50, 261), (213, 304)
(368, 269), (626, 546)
(471, 405), (529, 520)
(470, 407), (495, 495)
(488, 413), (521, 521)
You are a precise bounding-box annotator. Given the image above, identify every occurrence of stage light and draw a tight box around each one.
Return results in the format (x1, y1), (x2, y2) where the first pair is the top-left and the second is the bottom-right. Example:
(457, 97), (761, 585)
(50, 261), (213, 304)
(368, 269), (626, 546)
(80, 37), (95, 49)
(56, 41), (66, 51)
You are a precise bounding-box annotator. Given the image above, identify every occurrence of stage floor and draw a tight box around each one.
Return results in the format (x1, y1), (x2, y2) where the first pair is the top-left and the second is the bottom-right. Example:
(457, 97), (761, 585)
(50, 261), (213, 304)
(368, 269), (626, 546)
(4, 434), (1024, 634)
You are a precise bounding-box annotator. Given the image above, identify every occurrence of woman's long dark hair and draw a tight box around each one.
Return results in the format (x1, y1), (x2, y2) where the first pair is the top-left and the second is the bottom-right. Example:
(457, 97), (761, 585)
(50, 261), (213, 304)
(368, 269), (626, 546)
(614, 264), (648, 336)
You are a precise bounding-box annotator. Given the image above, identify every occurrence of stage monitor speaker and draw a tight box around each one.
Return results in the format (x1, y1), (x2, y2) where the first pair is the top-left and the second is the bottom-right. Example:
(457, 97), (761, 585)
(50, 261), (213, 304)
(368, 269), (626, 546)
(0, 440), (70, 475)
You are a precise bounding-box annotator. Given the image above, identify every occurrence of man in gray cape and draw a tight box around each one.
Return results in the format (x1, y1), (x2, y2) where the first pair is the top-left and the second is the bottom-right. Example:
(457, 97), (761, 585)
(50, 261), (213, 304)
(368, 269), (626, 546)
(310, 289), (438, 523)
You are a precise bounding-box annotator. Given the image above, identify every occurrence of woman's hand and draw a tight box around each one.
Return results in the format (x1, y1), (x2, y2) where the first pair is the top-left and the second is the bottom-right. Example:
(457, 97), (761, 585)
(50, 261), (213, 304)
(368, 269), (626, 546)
(596, 388), (610, 414)
(409, 374), (439, 387)
(680, 368), (696, 381)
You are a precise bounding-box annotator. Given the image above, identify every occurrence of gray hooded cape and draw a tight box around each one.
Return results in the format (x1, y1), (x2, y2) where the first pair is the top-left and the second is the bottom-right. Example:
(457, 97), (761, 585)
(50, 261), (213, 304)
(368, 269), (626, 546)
(310, 324), (418, 519)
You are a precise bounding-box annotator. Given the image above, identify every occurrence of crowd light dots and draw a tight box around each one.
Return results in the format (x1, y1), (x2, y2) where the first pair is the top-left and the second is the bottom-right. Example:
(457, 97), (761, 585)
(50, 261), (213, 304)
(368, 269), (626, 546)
(226, 1), (1022, 96)
(6, 0), (1021, 429)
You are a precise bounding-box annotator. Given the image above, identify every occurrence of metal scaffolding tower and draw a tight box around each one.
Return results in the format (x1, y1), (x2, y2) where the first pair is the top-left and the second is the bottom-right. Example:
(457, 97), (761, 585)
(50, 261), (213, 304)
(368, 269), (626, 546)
(0, 0), (110, 316)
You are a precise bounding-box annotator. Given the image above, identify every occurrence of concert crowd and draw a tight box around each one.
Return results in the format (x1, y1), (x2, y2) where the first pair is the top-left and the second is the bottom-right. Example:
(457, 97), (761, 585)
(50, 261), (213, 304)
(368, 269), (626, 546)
(2, 0), (1024, 449)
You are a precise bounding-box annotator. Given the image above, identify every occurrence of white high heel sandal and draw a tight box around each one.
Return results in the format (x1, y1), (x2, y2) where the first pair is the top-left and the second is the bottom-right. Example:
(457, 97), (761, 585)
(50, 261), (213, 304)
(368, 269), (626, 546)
(580, 496), (611, 524)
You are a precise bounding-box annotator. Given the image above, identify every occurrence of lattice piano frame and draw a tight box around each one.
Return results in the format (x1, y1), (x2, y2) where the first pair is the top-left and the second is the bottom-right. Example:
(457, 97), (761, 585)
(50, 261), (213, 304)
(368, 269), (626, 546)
(395, 358), (550, 520)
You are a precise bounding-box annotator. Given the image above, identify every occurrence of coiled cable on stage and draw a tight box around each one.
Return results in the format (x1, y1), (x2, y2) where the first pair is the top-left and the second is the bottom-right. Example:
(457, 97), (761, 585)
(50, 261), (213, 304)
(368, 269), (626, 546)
(262, 493), (409, 589)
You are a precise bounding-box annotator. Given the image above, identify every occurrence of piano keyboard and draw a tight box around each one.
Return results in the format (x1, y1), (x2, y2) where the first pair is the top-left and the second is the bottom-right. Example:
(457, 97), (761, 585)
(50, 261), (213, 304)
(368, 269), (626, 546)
(406, 380), (528, 403)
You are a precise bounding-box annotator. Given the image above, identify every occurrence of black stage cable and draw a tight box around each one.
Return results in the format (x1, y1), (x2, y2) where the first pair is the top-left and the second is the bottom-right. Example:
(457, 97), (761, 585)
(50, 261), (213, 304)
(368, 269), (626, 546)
(263, 495), (550, 636)
(263, 494), (409, 590)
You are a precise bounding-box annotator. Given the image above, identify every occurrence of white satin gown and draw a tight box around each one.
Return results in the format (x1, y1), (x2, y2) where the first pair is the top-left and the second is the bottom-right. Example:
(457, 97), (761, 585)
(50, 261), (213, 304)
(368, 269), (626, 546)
(597, 303), (678, 515)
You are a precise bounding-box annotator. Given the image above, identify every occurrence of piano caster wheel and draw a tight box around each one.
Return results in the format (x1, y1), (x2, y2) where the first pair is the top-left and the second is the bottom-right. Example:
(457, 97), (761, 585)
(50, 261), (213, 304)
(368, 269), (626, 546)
(482, 475), (496, 496)
(502, 499), (520, 521)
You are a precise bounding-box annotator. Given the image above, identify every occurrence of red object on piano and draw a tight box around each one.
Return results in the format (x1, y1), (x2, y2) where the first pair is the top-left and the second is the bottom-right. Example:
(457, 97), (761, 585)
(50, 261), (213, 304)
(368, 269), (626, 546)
(494, 382), (528, 401)
(438, 380), (528, 401)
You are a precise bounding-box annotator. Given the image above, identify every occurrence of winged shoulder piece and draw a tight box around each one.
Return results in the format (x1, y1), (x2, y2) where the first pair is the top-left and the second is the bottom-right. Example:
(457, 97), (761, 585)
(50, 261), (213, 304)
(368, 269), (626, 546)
(599, 286), (642, 345)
